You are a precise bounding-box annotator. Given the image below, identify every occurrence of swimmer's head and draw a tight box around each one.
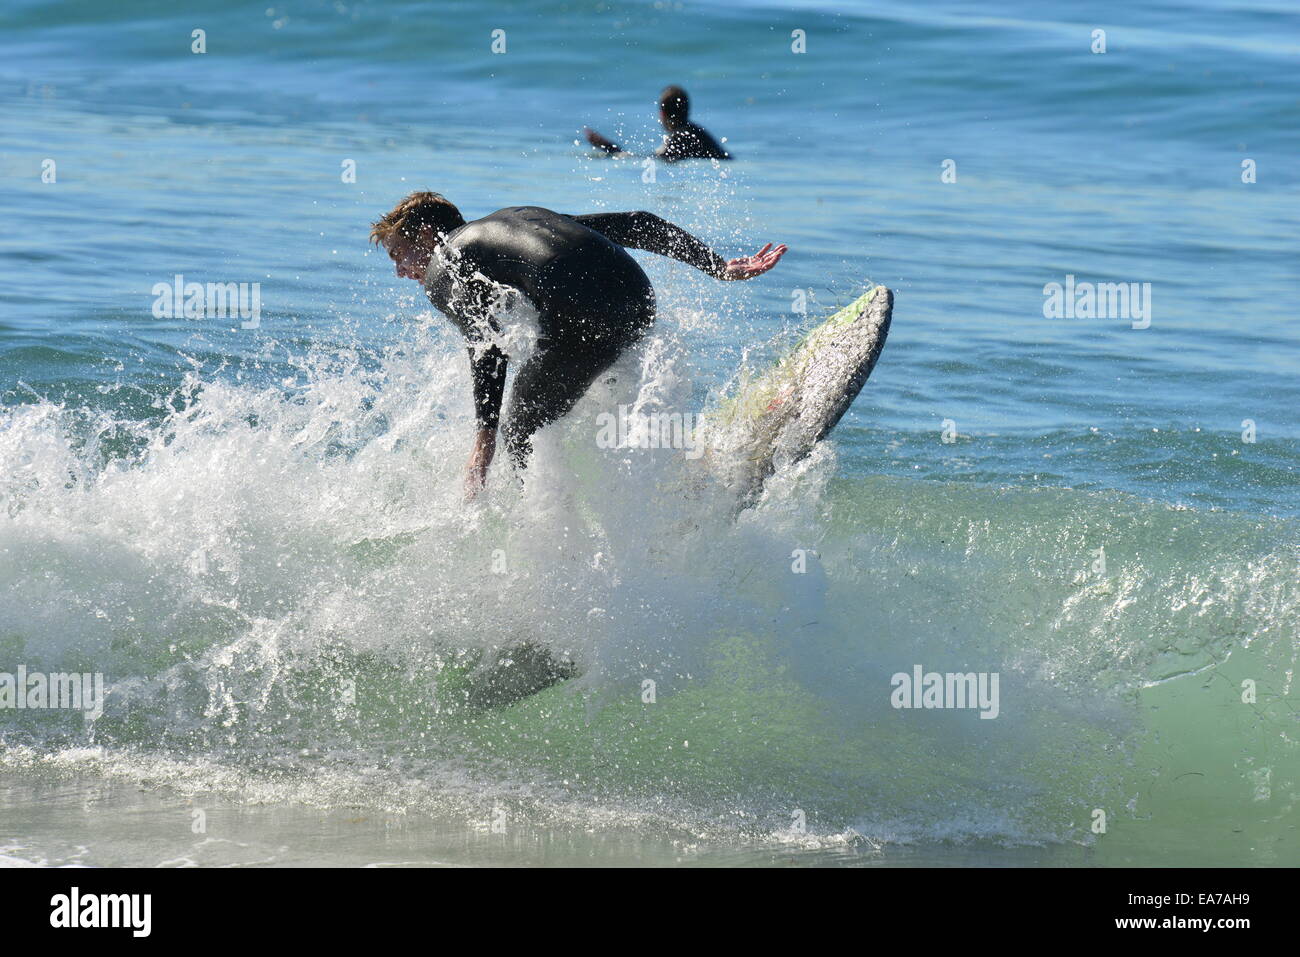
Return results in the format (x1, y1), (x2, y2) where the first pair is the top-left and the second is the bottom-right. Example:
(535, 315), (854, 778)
(658, 85), (690, 130)
(371, 191), (466, 281)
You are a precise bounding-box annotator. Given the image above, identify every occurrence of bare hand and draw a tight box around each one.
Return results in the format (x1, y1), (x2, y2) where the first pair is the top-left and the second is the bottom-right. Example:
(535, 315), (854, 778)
(724, 243), (787, 280)
(463, 427), (496, 502)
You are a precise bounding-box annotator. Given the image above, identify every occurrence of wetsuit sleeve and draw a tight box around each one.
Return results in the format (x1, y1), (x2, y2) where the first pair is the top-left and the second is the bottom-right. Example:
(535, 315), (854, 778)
(572, 211), (729, 279)
(424, 256), (508, 431)
(655, 124), (731, 162)
(451, 280), (507, 431)
(468, 345), (507, 431)
(587, 131), (624, 154)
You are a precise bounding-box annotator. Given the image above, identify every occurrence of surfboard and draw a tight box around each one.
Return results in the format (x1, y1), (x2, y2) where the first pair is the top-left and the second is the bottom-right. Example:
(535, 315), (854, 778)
(703, 285), (893, 509)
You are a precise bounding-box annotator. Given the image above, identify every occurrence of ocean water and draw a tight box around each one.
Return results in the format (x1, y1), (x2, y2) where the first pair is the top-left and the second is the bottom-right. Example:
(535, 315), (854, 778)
(1, 0), (1297, 867)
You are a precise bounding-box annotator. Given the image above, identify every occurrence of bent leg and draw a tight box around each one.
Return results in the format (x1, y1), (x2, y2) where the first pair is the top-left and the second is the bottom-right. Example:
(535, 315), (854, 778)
(502, 338), (626, 469)
(504, 257), (656, 469)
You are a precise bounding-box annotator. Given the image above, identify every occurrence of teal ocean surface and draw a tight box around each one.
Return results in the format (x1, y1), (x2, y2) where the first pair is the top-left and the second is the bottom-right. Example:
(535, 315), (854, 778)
(0, 0), (1297, 866)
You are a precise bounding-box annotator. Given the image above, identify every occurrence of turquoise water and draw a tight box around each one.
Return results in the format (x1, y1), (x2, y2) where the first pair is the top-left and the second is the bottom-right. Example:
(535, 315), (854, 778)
(0, 0), (1296, 866)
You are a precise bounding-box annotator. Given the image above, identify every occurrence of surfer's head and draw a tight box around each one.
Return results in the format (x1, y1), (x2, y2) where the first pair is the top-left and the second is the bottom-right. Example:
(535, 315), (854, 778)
(658, 85), (690, 131)
(371, 191), (466, 281)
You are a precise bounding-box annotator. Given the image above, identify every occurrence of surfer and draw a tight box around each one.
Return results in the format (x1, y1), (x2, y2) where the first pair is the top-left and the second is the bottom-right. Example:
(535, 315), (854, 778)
(584, 85), (731, 162)
(371, 192), (786, 498)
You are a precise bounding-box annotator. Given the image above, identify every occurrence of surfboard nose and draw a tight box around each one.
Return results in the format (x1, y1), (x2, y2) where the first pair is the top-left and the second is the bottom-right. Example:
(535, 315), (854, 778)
(702, 284), (894, 509)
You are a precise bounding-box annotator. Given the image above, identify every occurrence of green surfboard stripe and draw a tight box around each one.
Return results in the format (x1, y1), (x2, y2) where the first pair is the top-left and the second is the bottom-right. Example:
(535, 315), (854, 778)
(711, 285), (883, 432)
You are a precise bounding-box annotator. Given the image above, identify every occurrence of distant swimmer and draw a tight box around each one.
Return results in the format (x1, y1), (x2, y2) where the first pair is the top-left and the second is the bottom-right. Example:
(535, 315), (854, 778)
(584, 85), (732, 162)
(371, 193), (785, 498)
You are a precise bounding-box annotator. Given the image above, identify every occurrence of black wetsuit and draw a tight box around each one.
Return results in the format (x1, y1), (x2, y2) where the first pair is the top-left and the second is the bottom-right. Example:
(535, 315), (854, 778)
(656, 122), (731, 162)
(422, 206), (728, 466)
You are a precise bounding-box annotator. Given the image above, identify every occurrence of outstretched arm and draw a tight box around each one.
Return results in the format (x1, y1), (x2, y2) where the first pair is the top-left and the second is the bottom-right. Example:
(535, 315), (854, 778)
(573, 211), (786, 280)
(583, 127), (625, 155)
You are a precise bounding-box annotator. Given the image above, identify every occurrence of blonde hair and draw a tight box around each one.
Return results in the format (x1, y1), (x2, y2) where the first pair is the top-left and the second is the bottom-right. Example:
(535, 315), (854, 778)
(369, 191), (465, 247)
